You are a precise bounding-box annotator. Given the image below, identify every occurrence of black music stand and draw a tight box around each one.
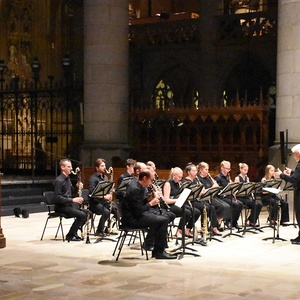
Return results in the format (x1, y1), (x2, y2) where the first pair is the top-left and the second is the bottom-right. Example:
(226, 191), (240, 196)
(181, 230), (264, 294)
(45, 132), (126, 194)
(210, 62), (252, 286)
(89, 180), (116, 243)
(262, 186), (287, 243)
(260, 179), (282, 231)
(154, 179), (166, 189)
(171, 188), (201, 260)
(282, 181), (297, 228)
(236, 182), (262, 235)
(174, 181), (193, 198)
(200, 186), (223, 243)
(219, 182), (244, 239)
(185, 183), (206, 247)
(115, 177), (133, 200)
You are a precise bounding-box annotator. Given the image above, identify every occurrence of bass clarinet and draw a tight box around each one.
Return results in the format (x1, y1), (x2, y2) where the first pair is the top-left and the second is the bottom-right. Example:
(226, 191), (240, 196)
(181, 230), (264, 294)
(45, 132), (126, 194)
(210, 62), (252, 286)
(72, 167), (91, 244)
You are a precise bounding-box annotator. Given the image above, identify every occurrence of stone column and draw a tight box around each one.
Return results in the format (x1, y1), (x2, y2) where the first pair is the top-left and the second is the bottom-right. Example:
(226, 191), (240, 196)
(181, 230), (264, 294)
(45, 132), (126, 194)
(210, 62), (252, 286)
(271, 0), (300, 167)
(276, 0), (300, 146)
(81, 1), (129, 167)
(0, 173), (6, 249)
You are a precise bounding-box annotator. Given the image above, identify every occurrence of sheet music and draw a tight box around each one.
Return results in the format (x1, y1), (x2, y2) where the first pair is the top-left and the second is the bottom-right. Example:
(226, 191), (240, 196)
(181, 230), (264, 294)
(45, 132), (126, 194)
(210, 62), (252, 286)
(262, 187), (281, 194)
(174, 188), (192, 208)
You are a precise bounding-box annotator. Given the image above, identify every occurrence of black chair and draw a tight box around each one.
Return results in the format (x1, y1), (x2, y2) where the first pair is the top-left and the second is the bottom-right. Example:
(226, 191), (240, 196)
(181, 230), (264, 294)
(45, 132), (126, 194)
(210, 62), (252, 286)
(40, 191), (69, 241)
(112, 200), (149, 261)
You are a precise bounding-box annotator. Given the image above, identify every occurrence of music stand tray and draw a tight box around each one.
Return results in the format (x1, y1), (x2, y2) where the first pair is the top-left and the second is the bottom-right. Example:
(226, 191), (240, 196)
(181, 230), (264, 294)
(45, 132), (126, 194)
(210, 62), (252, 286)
(89, 180), (114, 198)
(115, 177), (133, 195)
(174, 181), (193, 198)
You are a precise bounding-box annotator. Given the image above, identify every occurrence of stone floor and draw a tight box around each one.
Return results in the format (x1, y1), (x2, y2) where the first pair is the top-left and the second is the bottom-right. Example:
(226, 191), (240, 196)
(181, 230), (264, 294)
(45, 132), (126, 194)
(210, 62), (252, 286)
(1, 210), (300, 300)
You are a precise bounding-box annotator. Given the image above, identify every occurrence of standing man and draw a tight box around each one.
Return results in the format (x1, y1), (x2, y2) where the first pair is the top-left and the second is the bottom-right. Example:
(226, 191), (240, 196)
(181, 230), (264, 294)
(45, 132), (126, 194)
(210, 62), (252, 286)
(53, 158), (86, 242)
(215, 160), (243, 230)
(122, 168), (176, 259)
(275, 144), (300, 244)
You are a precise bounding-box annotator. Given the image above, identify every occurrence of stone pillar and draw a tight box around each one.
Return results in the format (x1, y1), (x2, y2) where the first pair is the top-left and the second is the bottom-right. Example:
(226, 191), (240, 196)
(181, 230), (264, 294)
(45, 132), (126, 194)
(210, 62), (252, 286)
(276, 0), (300, 146)
(270, 0), (300, 167)
(81, 1), (129, 167)
(0, 173), (6, 249)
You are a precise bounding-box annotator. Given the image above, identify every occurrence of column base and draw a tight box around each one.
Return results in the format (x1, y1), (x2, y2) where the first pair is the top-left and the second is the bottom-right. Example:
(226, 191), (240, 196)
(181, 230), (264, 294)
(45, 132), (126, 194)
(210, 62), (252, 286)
(80, 142), (132, 167)
(0, 228), (6, 248)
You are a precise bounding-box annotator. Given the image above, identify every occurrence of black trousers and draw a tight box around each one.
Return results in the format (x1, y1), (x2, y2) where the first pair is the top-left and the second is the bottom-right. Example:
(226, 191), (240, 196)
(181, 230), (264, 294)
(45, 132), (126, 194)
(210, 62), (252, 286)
(193, 200), (219, 228)
(219, 197), (243, 225)
(55, 205), (87, 237)
(89, 201), (111, 232)
(130, 211), (169, 254)
(294, 189), (300, 235)
(261, 194), (289, 223)
(168, 204), (201, 230)
(238, 196), (262, 224)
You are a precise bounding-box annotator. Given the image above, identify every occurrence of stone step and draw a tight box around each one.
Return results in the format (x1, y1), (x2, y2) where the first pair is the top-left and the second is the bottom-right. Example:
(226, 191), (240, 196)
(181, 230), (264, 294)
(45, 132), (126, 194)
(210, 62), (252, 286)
(1, 203), (48, 217)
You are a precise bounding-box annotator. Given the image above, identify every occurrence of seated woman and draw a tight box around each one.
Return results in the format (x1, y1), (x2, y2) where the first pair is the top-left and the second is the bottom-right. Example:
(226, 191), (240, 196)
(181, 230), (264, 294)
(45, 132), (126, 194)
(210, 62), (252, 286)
(197, 161), (230, 234)
(184, 163), (222, 236)
(163, 167), (200, 238)
(234, 162), (262, 227)
(261, 164), (289, 226)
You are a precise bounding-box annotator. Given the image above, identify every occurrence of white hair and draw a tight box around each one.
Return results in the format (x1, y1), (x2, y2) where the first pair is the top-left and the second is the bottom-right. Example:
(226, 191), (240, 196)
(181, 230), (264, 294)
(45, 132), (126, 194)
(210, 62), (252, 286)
(291, 144), (300, 154)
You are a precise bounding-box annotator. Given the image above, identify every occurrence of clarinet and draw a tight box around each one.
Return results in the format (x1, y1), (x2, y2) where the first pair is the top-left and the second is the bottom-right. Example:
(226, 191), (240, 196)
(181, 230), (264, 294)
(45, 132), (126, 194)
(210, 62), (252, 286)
(152, 181), (171, 212)
(72, 167), (91, 244)
(105, 167), (115, 234)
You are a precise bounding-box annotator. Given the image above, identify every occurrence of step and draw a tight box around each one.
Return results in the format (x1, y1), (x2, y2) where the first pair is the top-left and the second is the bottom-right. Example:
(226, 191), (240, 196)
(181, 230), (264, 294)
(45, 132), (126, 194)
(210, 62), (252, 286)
(1, 203), (48, 217)
(2, 194), (45, 207)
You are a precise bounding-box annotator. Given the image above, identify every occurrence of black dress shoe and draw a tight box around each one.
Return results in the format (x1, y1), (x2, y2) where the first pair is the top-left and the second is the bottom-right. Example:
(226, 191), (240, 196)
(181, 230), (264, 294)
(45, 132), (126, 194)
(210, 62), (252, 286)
(66, 235), (82, 242)
(195, 237), (207, 246)
(94, 230), (104, 237)
(74, 234), (83, 240)
(142, 243), (154, 251)
(155, 251), (177, 259)
(225, 221), (232, 229)
(212, 231), (222, 236)
(291, 236), (300, 244)
(233, 223), (241, 230)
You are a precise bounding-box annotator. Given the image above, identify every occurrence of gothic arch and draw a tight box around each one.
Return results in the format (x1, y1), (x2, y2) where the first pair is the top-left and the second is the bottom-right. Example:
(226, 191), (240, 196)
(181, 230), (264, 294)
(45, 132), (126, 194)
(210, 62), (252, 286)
(146, 60), (198, 108)
(219, 52), (273, 104)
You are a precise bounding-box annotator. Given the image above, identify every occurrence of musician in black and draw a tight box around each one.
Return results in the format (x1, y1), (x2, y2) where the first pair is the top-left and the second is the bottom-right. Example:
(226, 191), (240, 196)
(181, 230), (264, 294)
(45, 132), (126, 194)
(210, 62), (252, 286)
(261, 164), (289, 226)
(275, 144), (300, 244)
(163, 167), (201, 238)
(117, 158), (136, 187)
(53, 158), (86, 242)
(122, 168), (176, 259)
(234, 162), (262, 227)
(88, 158), (113, 236)
(184, 163), (221, 237)
(197, 161), (230, 234)
(214, 160), (243, 229)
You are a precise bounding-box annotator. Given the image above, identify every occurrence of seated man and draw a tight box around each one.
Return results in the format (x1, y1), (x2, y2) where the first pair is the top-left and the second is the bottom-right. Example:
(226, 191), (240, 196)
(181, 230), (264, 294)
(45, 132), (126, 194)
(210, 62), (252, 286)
(53, 158), (87, 242)
(122, 168), (176, 259)
(88, 158), (114, 236)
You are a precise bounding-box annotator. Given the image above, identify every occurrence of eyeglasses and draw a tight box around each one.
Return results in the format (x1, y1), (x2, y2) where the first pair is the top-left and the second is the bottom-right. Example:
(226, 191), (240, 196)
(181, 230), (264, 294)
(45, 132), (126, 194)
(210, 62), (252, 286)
(224, 167), (231, 170)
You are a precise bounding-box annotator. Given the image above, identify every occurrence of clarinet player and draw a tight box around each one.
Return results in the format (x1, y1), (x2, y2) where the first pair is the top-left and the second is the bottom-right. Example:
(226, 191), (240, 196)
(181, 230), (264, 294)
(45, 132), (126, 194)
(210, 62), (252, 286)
(53, 159), (86, 242)
(88, 158), (114, 236)
(214, 160), (243, 230)
(275, 144), (300, 244)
